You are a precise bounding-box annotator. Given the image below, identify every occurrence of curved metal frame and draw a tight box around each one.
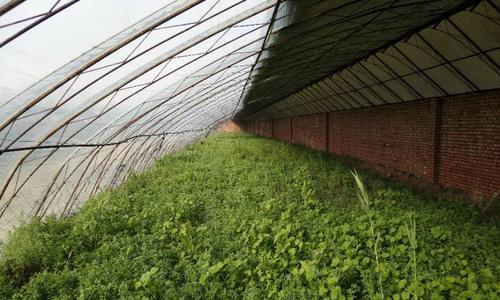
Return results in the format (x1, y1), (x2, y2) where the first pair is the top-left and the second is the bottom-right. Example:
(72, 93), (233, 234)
(1, 0), (498, 233)
(0, 0), (278, 224)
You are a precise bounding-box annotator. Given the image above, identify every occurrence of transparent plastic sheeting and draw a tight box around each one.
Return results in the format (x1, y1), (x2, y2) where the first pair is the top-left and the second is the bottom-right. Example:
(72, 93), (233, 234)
(0, 0), (498, 239)
(0, 0), (278, 239)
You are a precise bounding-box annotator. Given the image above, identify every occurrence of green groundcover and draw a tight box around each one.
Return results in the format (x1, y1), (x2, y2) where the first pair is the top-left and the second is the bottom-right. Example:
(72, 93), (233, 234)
(0, 133), (498, 299)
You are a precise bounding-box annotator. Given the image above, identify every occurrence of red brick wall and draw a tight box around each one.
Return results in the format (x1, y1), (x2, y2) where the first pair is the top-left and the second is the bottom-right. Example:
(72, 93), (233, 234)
(273, 118), (292, 143)
(265, 120), (274, 138)
(329, 99), (438, 181)
(253, 121), (273, 138)
(291, 113), (327, 151)
(438, 92), (500, 198)
(240, 90), (500, 198)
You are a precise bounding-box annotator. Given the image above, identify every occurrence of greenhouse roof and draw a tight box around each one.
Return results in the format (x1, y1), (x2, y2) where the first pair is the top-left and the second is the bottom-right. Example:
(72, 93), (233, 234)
(0, 0), (499, 236)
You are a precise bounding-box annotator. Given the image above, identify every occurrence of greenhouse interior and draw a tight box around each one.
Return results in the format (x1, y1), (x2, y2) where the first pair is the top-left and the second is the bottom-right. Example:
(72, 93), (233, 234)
(0, 0), (499, 298)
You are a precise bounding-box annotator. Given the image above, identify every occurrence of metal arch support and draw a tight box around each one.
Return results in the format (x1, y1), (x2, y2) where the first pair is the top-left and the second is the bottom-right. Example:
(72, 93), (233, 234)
(37, 129), (204, 217)
(33, 61), (257, 215)
(0, 0), (24, 17)
(130, 84), (247, 141)
(148, 90), (244, 140)
(231, 0), (281, 117)
(128, 66), (253, 136)
(0, 0), (262, 151)
(0, 0), (81, 48)
(2, 0), (328, 218)
(0, 1), (276, 211)
(50, 76), (248, 214)
(2, 0), (274, 151)
(6, 50), (259, 217)
(95, 51), (258, 149)
(1, 0), (260, 151)
(0, 0), (204, 132)
(128, 73), (249, 133)
(4, 0), (497, 225)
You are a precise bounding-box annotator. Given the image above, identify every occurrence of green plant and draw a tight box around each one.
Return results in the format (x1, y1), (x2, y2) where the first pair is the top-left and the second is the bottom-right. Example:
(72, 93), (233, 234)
(0, 133), (498, 299)
(405, 213), (418, 299)
(350, 169), (384, 299)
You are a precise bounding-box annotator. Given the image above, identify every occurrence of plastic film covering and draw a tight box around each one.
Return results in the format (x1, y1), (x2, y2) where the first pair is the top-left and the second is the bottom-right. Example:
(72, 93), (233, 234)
(0, 0), (498, 239)
(0, 0), (279, 238)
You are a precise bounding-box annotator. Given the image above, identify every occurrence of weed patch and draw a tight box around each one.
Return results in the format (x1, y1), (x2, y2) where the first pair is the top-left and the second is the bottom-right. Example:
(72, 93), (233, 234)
(0, 133), (498, 299)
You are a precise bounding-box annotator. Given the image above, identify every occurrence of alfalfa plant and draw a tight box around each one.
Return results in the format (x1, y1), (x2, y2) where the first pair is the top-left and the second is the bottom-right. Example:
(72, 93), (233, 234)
(350, 169), (384, 299)
(405, 213), (418, 299)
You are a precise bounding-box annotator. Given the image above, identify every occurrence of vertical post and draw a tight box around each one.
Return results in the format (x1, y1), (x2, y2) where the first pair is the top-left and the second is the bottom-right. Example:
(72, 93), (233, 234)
(271, 119), (275, 139)
(325, 112), (330, 153)
(290, 117), (294, 143)
(433, 97), (443, 184)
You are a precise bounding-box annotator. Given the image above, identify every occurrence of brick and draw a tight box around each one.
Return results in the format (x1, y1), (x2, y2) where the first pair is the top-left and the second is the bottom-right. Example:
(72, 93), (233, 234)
(292, 113), (327, 151)
(437, 92), (500, 198)
(273, 118), (292, 143)
(328, 99), (438, 182)
(240, 89), (500, 198)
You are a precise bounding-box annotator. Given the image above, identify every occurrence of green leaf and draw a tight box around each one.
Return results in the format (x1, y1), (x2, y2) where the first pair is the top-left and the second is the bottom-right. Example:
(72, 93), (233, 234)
(326, 276), (339, 288)
(299, 261), (316, 282)
(208, 262), (226, 275)
(331, 257), (341, 267)
(398, 279), (407, 289)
